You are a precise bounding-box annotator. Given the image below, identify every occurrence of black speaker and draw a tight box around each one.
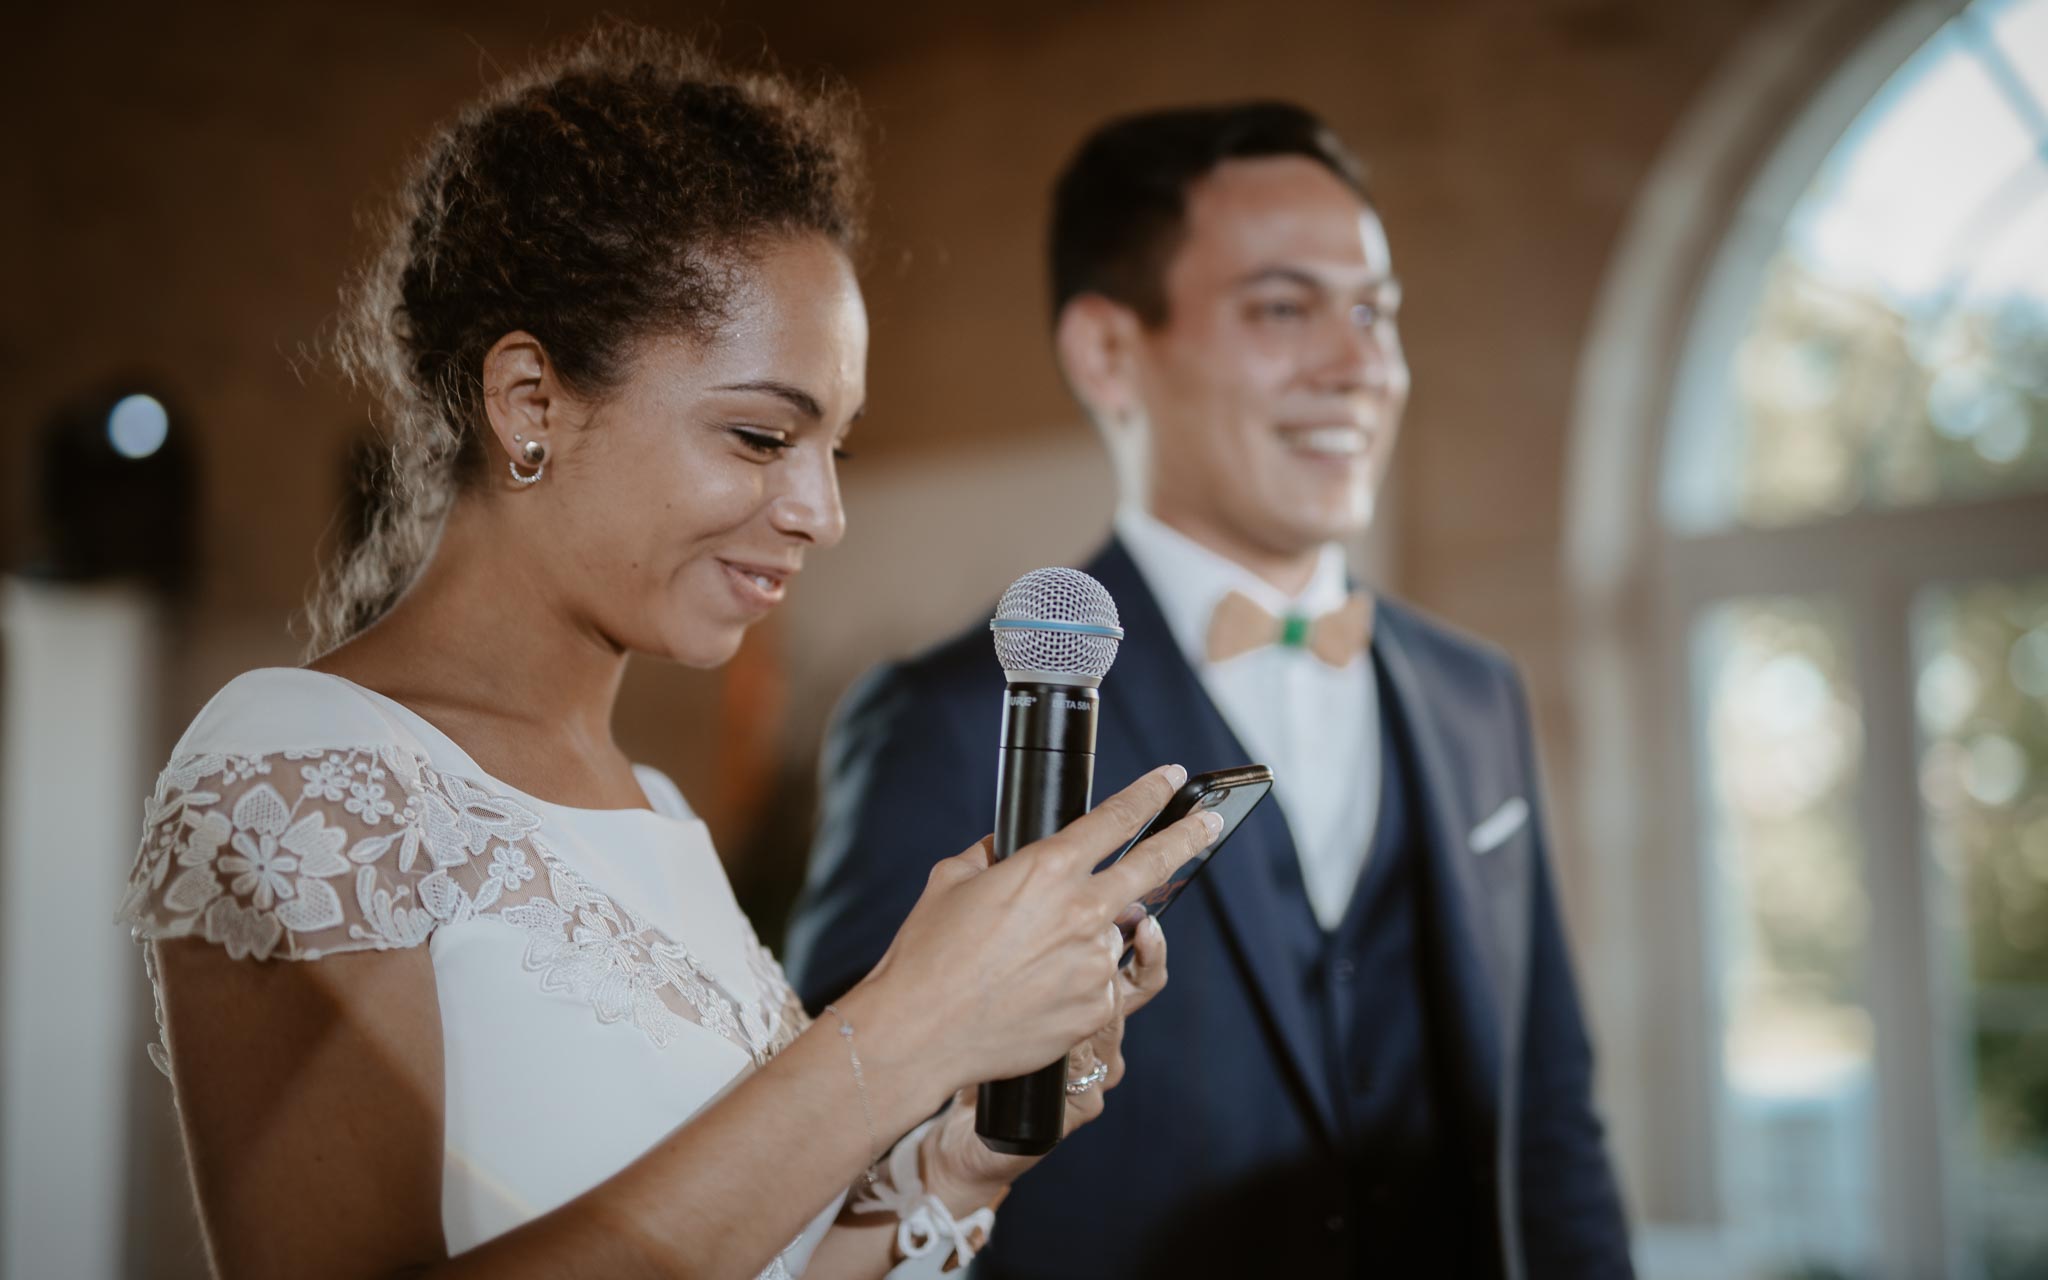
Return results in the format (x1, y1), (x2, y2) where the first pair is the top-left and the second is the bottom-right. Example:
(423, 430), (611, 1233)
(29, 382), (197, 593)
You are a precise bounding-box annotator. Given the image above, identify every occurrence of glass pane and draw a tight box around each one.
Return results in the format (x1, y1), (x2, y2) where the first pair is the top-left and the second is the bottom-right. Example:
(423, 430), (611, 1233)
(1694, 597), (1878, 1276)
(1981, 0), (2048, 129)
(1914, 578), (2048, 1278)
(1707, 0), (2048, 529)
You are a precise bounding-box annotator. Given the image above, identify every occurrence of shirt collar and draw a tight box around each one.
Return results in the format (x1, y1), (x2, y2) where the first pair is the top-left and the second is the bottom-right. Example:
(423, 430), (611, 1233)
(1113, 505), (1352, 670)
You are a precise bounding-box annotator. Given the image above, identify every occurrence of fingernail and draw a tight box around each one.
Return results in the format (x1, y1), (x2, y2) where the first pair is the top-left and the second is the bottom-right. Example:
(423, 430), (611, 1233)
(1164, 764), (1188, 788)
(1201, 810), (1224, 836)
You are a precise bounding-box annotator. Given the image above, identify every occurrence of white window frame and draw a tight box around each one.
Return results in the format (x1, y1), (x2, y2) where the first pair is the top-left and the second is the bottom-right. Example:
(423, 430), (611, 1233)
(1563, 1), (2048, 1274)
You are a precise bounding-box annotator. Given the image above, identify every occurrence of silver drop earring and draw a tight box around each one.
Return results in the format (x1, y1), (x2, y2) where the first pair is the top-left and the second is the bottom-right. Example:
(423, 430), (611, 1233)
(510, 436), (547, 485)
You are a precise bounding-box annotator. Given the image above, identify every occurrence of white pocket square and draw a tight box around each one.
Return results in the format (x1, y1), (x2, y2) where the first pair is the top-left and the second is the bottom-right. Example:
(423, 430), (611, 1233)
(1469, 797), (1529, 855)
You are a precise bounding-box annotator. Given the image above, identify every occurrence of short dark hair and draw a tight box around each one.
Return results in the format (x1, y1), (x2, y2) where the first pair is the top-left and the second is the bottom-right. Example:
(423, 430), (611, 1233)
(1049, 101), (1367, 328)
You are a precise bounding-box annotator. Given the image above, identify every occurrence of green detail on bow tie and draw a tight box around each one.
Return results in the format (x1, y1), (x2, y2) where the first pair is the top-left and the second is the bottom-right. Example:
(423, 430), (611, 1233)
(1280, 614), (1311, 648)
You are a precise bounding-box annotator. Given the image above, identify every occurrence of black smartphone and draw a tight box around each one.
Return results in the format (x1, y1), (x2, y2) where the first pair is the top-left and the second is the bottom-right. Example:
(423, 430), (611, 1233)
(1104, 764), (1274, 966)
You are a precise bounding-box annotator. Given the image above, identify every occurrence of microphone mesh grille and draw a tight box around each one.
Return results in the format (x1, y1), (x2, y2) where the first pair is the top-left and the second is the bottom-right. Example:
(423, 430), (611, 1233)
(991, 567), (1122, 682)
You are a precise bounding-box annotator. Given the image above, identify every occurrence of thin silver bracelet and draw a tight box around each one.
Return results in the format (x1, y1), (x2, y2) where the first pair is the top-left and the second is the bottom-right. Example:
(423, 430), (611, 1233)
(822, 1003), (881, 1187)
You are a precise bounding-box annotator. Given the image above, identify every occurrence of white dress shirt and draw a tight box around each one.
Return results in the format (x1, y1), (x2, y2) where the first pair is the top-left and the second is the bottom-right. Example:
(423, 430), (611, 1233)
(1114, 508), (1381, 930)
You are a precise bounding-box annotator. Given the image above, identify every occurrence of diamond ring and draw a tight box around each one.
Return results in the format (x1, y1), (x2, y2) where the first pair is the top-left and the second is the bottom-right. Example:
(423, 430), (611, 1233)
(1065, 1061), (1110, 1094)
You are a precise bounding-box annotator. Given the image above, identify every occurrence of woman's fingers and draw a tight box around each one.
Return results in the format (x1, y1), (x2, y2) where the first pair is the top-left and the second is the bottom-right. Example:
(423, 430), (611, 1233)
(930, 835), (997, 888)
(1127, 914), (1166, 977)
(1093, 807), (1220, 911)
(1037, 764), (1186, 875)
(1118, 916), (1169, 1016)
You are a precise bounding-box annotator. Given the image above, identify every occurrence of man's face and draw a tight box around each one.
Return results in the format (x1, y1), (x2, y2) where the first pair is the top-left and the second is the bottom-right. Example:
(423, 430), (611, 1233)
(1129, 155), (1408, 561)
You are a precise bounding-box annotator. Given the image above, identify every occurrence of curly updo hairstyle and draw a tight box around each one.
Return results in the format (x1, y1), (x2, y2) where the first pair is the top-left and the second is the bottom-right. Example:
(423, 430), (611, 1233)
(309, 24), (866, 654)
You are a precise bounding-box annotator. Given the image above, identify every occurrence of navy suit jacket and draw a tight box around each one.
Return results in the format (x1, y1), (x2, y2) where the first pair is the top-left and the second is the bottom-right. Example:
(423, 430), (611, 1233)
(785, 540), (1632, 1278)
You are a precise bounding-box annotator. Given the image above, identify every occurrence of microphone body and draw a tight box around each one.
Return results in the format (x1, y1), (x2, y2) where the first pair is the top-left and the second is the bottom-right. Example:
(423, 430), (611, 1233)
(976, 683), (1099, 1155)
(974, 567), (1123, 1156)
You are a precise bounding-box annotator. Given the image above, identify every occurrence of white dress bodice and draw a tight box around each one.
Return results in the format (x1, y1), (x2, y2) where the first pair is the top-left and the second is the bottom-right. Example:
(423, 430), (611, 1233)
(119, 668), (841, 1277)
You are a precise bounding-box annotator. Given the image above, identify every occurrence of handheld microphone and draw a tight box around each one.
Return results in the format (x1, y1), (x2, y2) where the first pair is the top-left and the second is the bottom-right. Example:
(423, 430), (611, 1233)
(976, 567), (1124, 1156)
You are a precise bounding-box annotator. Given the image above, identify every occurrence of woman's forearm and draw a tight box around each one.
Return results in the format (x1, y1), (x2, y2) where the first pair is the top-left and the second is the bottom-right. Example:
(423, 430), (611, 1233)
(431, 979), (953, 1280)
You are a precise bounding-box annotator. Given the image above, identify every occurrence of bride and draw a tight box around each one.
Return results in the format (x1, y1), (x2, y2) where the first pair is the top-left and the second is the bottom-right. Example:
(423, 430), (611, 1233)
(116, 25), (1213, 1280)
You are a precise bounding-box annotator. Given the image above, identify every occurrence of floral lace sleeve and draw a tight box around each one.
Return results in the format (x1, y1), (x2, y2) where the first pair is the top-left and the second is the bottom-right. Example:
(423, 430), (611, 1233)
(118, 744), (804, 1067)
(118, 745), (543, 961)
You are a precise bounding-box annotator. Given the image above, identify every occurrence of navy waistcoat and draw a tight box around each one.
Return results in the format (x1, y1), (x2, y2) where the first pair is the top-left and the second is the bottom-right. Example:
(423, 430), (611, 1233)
(1266, 658), (1483, 1274)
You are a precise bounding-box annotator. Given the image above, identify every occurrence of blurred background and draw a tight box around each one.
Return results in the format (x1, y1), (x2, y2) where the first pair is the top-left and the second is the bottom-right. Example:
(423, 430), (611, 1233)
(2, 0), (2044, 1276)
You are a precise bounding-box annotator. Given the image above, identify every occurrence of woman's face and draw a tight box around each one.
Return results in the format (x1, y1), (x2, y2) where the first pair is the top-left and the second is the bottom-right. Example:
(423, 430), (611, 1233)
(530, 234), (867, 669)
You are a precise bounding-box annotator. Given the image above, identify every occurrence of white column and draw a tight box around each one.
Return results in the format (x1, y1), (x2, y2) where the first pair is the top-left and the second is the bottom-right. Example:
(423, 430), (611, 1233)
(0, 578), (159, 1280)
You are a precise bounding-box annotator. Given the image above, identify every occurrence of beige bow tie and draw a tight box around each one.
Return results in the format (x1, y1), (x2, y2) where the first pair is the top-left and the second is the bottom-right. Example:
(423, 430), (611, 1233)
(1205, 590), (1375, 667)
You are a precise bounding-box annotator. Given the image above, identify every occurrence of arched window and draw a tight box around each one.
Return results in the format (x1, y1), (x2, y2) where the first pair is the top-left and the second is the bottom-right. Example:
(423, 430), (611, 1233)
(1570, 1), (2048, 1275)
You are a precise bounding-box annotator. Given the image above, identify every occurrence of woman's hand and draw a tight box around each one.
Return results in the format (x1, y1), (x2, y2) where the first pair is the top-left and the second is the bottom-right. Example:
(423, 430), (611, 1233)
(844, 764), (1214, 1111)
(919, 910), (1170, 1211)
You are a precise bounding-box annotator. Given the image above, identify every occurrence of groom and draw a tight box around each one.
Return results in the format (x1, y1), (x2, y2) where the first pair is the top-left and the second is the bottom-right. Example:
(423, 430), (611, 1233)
(785, 102), (1632, 1278)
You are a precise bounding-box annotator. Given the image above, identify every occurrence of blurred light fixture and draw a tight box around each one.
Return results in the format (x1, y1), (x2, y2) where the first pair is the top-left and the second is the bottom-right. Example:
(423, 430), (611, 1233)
(106, 394), (170, 460)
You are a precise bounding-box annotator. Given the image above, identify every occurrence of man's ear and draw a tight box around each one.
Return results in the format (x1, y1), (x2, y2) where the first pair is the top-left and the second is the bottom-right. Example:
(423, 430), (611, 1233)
(480, 331), (560, 469)
(1054, 294), (1144, 429)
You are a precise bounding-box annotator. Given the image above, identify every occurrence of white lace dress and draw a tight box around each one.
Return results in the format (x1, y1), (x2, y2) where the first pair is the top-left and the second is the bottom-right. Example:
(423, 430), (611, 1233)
(117, 668), (970, 1279)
